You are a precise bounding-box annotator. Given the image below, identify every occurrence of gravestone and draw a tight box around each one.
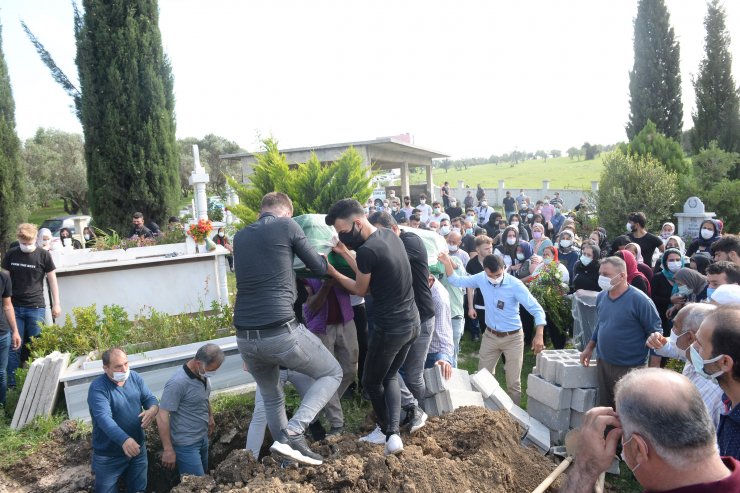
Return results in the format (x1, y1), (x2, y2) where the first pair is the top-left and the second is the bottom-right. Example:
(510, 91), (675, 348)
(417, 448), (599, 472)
(674, 197), (715, 238)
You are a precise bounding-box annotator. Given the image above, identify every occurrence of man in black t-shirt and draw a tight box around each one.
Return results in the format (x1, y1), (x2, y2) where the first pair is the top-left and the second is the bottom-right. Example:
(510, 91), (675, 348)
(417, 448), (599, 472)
(627, 211), (664, 268)
(466, 235), (494, 342)
(326, 199), (420, 457)
(368, 212), (433, 433)
(0, 270), (22, 405)
(445, 198), (463, 220)
(129, 212), (154, 239)
(1, 223), (60, 387)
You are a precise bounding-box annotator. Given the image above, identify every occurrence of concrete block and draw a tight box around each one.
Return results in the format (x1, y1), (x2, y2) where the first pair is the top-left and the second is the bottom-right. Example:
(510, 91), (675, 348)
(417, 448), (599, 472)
(424, 366), (471, 395)
(522, 416), (550, 453)
(555, 361), (598, 389)
(542, 355), (565, 383)
(526, 374), (573, 410)
(434, 389), (484, 414)
(527, 398), (571, 431)
(470, 368), (500, 399)
(550, 429), (568, 445)
(570, 388), (597, 412)
(570, 409), (584, 429)
(424, 396), (439, 417)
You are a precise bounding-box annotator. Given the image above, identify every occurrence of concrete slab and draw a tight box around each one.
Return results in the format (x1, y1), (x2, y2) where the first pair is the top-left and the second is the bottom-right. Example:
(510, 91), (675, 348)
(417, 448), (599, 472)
(522, 416), (550, 453)
(434, 389), (484, 414)
(526, 374), (573, 410)
(527, 398), (571, 431)
(424, 366), (472, 395)
(470, 368), (500, 399)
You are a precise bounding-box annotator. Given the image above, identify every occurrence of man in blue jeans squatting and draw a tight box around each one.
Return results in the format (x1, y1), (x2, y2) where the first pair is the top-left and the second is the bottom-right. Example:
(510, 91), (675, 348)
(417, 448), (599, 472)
(87, 348), (159, 493)
(157, 343), (224, 476)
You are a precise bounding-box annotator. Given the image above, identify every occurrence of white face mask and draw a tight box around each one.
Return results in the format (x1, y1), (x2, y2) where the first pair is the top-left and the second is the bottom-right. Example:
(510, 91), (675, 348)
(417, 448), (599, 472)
(543, 257), (553, 264)
(112, 368), (130, 383)
(480, 202), (487, 207)
(580, 255), (593, 266)
(667, 260), (682, 273)
(487, 274), (503, 285)
(700, 228), (714, 240)
(560, 239), (573, 248)
(448, 244), (458, 252)
(626, 222), (633, 232)
(510, 221), (519, 227)
(661, 231), (672, 239)
(516, 253), (525, 261)
(506, 237), (517, 246)
(598, 274), (617, 292)
(420, 199), (426, 204)
(218, 232), (225, 237)
(19, 243), (37, 253)
(84, 234), (91, 240)
(439, 227), (451, 236)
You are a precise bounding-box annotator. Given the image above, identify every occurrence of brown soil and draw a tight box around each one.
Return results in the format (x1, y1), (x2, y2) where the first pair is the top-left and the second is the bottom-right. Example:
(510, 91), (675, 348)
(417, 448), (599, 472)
(0, 407), (569, 493)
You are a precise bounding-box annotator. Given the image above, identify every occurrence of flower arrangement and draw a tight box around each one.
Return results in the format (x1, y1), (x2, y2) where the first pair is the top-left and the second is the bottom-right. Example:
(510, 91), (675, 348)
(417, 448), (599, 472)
(528, 261), (573, 335)
(188, 219), (213, 243)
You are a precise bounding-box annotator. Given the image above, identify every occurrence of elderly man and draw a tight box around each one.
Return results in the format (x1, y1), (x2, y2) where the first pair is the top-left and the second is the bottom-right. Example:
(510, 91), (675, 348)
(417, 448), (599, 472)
(693, 304), (740, 460)
(87, 348), (159, 493)
(580, 257), (662, 408)
(646, 304), (724, 426)
(564, 368), (740, 492)
(446, 230), (469, 267)
(157, 343), (225, 476)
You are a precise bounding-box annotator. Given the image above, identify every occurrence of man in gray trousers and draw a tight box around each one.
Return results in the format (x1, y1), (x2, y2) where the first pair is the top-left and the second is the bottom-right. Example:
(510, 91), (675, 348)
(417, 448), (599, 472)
(233, 192), (341, 465)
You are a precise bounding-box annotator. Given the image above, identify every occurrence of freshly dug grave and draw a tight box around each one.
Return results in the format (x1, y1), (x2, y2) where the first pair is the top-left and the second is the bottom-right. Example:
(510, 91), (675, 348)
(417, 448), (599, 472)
(0, 407), (568, 493)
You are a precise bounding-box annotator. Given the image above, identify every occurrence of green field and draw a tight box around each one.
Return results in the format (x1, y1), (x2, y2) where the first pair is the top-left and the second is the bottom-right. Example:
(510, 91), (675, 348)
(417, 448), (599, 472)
(409, 155), (605, 190)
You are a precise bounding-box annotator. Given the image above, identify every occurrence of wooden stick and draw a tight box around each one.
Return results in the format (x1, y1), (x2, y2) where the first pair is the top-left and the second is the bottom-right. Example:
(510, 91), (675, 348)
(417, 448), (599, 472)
(532, 456), (573, 493)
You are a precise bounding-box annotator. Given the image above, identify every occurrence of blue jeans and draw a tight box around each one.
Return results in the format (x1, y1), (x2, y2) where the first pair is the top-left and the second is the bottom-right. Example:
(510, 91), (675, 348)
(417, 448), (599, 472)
(8, 306), (45, 387)
(174, 436), (209, 476)
(92, 447), (148, 493)
(0, 332), (10, 405)
(451, 316), (464, 368)
(237, 323), (341, 440)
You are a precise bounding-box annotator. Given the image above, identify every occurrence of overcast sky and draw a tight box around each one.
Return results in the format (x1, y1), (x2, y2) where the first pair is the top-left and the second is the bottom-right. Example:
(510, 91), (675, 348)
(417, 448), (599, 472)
(3, 0), (740, 158)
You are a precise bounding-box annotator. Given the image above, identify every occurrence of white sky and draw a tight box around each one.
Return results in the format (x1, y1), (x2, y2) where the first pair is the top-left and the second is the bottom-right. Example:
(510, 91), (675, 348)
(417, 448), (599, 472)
(2, 0), (740, 158)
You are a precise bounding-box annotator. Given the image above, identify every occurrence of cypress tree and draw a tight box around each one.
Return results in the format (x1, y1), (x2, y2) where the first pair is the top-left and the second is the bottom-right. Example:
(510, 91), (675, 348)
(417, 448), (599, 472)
(626, 0), (683, 142)
(0, 22), (26, 251)
(691, 0), (740, 153)
(76, 0), (179, 233)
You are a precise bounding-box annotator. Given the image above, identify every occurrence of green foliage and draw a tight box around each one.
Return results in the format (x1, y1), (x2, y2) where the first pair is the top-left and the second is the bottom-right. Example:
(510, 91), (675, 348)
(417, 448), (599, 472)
(228, 138), (373, 225)
(528, 263), (572, 336)
(0, 414), (67, 468)
(627, 0), (683, 142)
(620, 120), (689, 175)
(30, 301), (233, 360)
(597, 150), (678, 237)
(692, 141), (739, 190)
(208, 201), (224, 222)
(705, 179), (740, 233)
(691, 0), (740, 154)
(0, 21), (26, 252)
(76, 0), (180, 234)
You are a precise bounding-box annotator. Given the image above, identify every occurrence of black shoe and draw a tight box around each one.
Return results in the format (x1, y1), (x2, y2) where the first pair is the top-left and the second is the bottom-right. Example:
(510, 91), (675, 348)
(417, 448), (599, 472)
(327, 426), (344, 436)
(308, 421), (326, 441)
(270, 431), (324, 465)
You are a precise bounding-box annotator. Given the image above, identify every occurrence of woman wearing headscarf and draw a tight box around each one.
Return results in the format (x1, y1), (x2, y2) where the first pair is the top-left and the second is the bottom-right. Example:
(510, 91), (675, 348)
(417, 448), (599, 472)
(672, 268), (709, 305)
(36, 228), (55, 251)
(529, 222), (552, 256)
(508, 213), (530, 242)
(690, 254), (712, 276)
(494, 225), (523, 271)
(609, 234), (631, 256)
(58, 227), (83, 250)
(651, 248), (684, 335)
(509, 241), (534, 279)
(659, 222), (676, 244)
(615, 249), (651, 296)
(556, 229), (580, 281)
(686, 219), (722, 257)
(588, 229), (610, 258)
(655, 235), (688, 274)
(625, 242), (654, 284)
(529, 245), (569, 349)
(571, 243), (601, 292)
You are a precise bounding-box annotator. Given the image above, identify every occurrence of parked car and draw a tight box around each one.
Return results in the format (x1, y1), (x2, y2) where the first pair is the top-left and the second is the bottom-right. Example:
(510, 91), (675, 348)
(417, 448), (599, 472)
(40, 215), (92, 237)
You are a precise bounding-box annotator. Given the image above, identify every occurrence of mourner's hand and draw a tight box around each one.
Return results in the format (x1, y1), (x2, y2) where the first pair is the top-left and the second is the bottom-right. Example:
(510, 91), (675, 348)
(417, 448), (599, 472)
(670, 294), (686, 306)
(10, 331), (21, 351)
(139, 406), (158, 428)
(467, 308), (477, 319)
(52, 306), (61, 318)
(574, 408), (622, 477)
(435, 359), (453, 380)
(532, 334), (545, 354)
(580, 345), (594, 367)
(161, 448), (177, 469)
(646, 331), (667, 350)
(122, 437), (141, 458)
(209, 414), (216, 436)
(332, 242), (350, 256)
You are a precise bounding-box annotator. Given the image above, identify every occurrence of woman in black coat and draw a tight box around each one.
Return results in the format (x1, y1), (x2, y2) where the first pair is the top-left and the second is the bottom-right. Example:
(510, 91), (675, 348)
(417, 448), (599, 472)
(571, 243), (602, 292)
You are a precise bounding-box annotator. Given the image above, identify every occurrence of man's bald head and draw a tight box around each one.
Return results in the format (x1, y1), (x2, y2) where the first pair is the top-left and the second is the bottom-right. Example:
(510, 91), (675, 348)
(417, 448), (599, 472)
(615, 368), (717, 468)
(674, 303), (716, 335)
(447, 230), (462, 245)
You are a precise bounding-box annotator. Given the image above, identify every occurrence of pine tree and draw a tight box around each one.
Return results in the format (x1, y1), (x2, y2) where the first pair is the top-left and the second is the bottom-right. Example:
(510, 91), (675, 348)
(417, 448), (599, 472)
(0, 22), (26, 251)
(76, 0), (179, 233)
(691, 0), (740, 154)
(626, 0), (683, 142)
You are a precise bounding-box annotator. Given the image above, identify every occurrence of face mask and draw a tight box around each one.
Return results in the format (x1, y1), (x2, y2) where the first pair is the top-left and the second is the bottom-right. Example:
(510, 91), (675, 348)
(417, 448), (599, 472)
(20, 243), (37, 253)
(598, 274), (616, 291)
(626, 222), (633, 232)
(677, 285), (692, 297)
(84, 234), (91, 240)
(661, 231), (672, 239)
(218, 232), (225, 237)
(700, 228), (714, 240)
(667, 261), (682, 273)
(383, 203), (389, 208)
(465, 228), (474, 235)
(338, 223), (365, 250)
(506, 237), (517, 246)
(527, 214), (533, 219)
(466, 215), (475, 222)
(533, 232), (543, 239)
(451, 202), (457, 207)
(112, 369), (130, 383)
(481, 202), (487, 207)
(487, 274), (503, 285)
(580, 255), (593, 266)
(669, 330), (690, 349)
(392, 207), (398, 212)
(689, 345), (725, 383)
(439, 227), (451, 236)
(451, 227), (461, 233)
(433, 208), (441, 214)
(621, 435), (641, 473)
(448, 244), (458, 252)
(516, 253), (525, 261)
(707, 287), (716, 300)
(543, 257), (553, 264)
(420, 199), (426, 204)
(511, 221), (519, 227)
(560, 239), (572, 248)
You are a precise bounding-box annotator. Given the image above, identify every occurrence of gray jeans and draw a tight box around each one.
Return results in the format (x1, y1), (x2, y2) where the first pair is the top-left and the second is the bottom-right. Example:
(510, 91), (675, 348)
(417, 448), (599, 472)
(400, 316), (435, 407)
(237, 324), (342, 439)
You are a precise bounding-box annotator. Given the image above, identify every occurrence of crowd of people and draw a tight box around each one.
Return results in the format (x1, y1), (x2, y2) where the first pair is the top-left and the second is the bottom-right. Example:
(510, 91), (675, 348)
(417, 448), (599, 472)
(1, 186), (740, 492)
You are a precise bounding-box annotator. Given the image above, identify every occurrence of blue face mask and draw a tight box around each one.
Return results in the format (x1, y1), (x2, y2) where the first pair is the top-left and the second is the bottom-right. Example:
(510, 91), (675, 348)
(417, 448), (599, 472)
(689, 345), (725, 384)
(707, 287), (716, 300)
(677, 285), (692, 297)
(465, 228), (474, 235)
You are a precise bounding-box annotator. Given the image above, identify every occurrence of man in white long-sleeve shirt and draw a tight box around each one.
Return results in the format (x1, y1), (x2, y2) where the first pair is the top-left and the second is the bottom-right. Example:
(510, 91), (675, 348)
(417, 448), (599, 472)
(646, 303), (724, 427)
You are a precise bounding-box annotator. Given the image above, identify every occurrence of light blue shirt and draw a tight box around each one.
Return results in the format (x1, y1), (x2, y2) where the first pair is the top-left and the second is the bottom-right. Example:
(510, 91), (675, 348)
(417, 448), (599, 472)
(448, 271), (546, 331)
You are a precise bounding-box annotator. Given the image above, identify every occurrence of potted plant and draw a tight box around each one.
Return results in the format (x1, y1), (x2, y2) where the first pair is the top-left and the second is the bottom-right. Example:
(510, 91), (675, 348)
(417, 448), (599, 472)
(187, 219), (214, 252)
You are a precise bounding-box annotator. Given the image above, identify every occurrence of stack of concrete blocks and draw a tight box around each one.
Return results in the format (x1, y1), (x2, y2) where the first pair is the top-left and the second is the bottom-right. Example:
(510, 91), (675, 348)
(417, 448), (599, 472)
(12, 351), (71, 430)
(470, 368), (551, 454)
(423, 366), (484, 418)
(528, 349), (598, 446)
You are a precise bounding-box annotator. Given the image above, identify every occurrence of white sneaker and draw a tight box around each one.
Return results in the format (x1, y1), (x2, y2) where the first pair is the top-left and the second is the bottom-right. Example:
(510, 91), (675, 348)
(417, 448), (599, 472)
(359, 425), (385, 445)
(384, 433), (403, 456)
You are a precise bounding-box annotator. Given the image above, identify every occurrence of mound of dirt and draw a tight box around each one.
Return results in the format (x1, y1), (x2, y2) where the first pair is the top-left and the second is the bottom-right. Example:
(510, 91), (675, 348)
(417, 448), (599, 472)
(175, 406), (565, 493)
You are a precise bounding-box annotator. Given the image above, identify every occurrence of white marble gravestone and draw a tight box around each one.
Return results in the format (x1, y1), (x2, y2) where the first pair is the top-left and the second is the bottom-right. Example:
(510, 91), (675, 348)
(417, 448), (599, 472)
(674, 197), (715, 238)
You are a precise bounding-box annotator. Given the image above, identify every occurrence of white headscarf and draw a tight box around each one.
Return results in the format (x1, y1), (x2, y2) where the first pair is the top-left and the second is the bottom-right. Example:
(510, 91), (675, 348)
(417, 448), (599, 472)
(665, 235), (686, 256)
(36, 228), (54, 250)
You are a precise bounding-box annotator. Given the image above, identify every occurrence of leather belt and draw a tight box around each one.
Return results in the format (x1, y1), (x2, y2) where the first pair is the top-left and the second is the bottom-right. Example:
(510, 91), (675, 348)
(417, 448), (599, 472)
(486, 327), (522, 338)
(237, 319), (299, 340)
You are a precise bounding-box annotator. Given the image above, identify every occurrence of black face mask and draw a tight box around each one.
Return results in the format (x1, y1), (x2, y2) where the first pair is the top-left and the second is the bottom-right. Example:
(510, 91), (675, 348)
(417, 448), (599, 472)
(338, 222), (365, 250)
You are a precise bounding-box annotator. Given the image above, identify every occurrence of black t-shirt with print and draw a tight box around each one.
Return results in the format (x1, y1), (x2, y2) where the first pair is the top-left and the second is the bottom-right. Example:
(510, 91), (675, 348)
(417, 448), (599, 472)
(1, 247), (56, 308)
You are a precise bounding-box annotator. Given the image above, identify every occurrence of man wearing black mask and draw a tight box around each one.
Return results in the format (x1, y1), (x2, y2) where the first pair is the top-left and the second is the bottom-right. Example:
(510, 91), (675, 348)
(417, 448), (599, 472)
(325, 199), (420, 457)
